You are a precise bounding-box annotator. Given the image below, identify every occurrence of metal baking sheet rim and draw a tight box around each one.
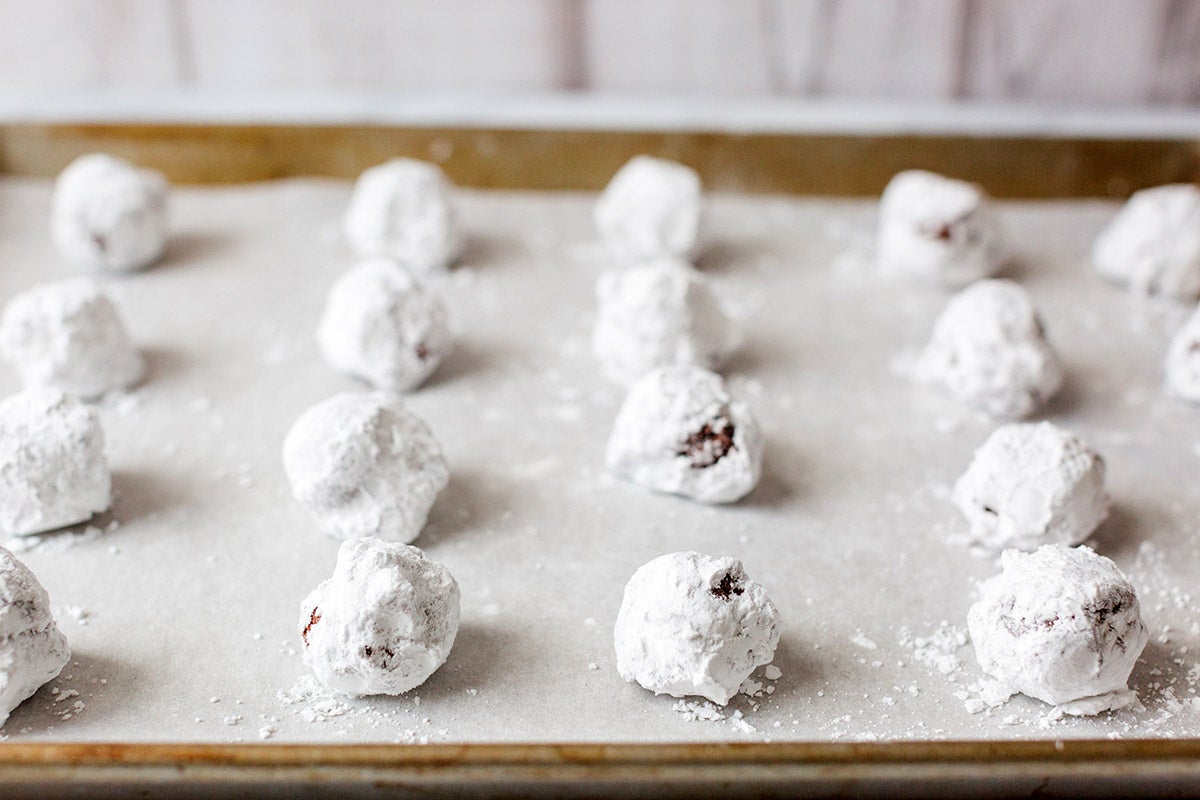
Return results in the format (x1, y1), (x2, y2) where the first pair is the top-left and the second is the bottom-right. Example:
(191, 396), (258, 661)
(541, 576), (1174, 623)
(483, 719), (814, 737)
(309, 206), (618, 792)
(2, 740), (1200, 793)
(0, 127), (1198, 795)
(0, 122), (1199, 198)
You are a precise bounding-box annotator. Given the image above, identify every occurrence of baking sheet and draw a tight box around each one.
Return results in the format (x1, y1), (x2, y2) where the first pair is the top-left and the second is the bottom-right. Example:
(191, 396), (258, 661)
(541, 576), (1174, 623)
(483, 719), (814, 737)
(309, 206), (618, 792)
(0, 177), (1198, 744)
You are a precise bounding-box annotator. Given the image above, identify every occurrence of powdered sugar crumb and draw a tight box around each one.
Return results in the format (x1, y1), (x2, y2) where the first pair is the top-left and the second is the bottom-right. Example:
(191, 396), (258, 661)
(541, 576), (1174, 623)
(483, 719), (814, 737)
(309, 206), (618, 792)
(278, 675), (352, 723)
(671, 699), (725, 722)
(898, 622), (968, 676)
(850, 631), (879, 651)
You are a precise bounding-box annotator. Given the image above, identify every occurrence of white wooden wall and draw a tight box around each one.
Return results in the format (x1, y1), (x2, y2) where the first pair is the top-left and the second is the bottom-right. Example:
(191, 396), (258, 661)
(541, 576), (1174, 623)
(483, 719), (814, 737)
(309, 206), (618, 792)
(1, 0), (1198, 106)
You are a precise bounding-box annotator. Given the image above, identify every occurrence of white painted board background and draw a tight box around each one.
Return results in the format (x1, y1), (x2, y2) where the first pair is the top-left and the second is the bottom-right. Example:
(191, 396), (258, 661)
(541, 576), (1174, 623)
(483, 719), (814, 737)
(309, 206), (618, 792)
(2, 1), (1200, 130)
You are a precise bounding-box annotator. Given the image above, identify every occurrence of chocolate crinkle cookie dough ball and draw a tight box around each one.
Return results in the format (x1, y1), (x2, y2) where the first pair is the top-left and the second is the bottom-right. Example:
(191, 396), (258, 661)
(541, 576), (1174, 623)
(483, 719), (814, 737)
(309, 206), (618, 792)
(283, 392), (448, 544)
(954, 422), (1108, 552)
(968, 544), (1148, 715)
(316, 259), (452, 392)
(595, 155), (703, 262)
(52, 153), (168, 274)
(916, 279), (1062, 419)
(1093, 184), (1200, 301)
(1165, 307), (1200, 402)
(300, 537), (460, 696)
(593, 259), (737, 385)
(877, 170), (1005, 286)
(0, 279), (144, 398)
(343, 159), (463, 273)
(614, 551), (780, 706)
(607, 365), (762, 504)
(0, 547), (70, 727)
(0, 389), (110, 537)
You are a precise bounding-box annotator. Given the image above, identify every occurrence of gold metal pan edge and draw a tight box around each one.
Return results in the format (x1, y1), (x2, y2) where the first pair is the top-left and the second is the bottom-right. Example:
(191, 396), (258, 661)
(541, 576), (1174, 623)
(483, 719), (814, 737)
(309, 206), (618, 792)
(0, 740), (1198, 777)
(1, 123), (1198, 198)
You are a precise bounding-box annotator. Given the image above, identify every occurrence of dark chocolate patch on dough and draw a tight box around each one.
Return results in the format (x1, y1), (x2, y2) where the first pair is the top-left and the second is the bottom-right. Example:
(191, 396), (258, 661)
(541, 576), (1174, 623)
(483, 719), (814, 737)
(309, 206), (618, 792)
(711, 572), (744, 600)
(363, 644), (397, 668)
(676, 418), (736, 469)
(302, 608), (321, 646)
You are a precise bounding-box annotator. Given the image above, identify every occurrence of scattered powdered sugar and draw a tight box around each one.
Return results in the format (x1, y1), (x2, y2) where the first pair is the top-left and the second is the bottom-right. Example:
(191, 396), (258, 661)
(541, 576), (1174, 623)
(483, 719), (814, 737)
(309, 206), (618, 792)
(850, 631), (879, 651)
(897, 622), (969, 676)
(958, 677), (1017, 715)
(278, 675), (352, 723)
(672, 699), (725, 722)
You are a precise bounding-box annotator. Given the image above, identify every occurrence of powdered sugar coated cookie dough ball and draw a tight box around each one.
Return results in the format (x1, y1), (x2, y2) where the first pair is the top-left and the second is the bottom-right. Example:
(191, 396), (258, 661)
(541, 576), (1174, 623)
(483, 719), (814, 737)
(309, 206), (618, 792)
(0, 547), (70, 726)
(968, 545), (1147, 714)
(282, 392), (448, 543)
(52, 153), (168, 273)
(1164, 307), (1200, 402)
(593, 259), (737, 385)
(1093, 184), (1200, 300)
(316, 259), (452, 392)
(300, 537), (459, 696)
(877, 170), (1004, 286)
(0, 279), (144, 398)
(595, 156), (702, 262)
(607, 366), (762, 504)
(343, 159), (462, 273)
(953, 422), (1107, 551)
(917, 279), (1062, 419)
(0, 389), (110, 536)
(614, 551), (780, 705)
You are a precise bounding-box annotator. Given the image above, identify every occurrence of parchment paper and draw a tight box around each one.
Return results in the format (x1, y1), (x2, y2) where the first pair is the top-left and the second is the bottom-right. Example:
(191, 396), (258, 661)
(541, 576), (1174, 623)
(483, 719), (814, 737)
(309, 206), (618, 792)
(0, 178), (1197, 743)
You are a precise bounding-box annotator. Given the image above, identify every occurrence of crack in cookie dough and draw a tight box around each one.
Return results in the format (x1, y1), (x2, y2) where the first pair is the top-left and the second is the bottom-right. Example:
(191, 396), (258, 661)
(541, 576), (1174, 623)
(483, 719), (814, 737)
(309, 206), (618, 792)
(52, 153), (168, 274)
(0, 547), (70, 728)
(607, 366), (762, 504)
(595, 156), (703, 262)
(0, 390), (111, 537)
(953, 422), (1108, 551)
(343, 159), (462, 274)
(0, 279), (144, 398)
(592, 259), (737, 386)
(916, 279), (1062, 419)
(282, 392), (448, 543)
(675, 417), (736, 470)
(877, 170), (1004, 286)
(968, 545), (1148, 713)
(300, 538), (460, 697)
(614, 552), (779, 706)
(1093, 184), (1200, 300)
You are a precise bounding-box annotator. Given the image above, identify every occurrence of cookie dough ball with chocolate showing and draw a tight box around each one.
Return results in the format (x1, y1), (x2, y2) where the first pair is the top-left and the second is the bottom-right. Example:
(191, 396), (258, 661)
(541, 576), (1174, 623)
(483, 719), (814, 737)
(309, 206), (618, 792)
(0, 279), (144, 398)
(343, 159), (463, 273)
(607, 365), (762, 504)
(316, 259), (452, 392)
(282, 392), (448, 544)
(0, 389), (110, 537)
(917, 279), (1062, 419)
(52, 153), (168, 274)
(968, 545), (1148, 714)
(1093, 184), (1200, 301)
(1165, 307), (1200, 402)
(614, 551), (780, 706)
(300, 537), (460, 696)
(593, 259), (737, 385)
(595, 155), (703, 262)
(953, 422), (1108, 552)
(0, 547), (71, 727)
(877, 170), (1005, 286)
